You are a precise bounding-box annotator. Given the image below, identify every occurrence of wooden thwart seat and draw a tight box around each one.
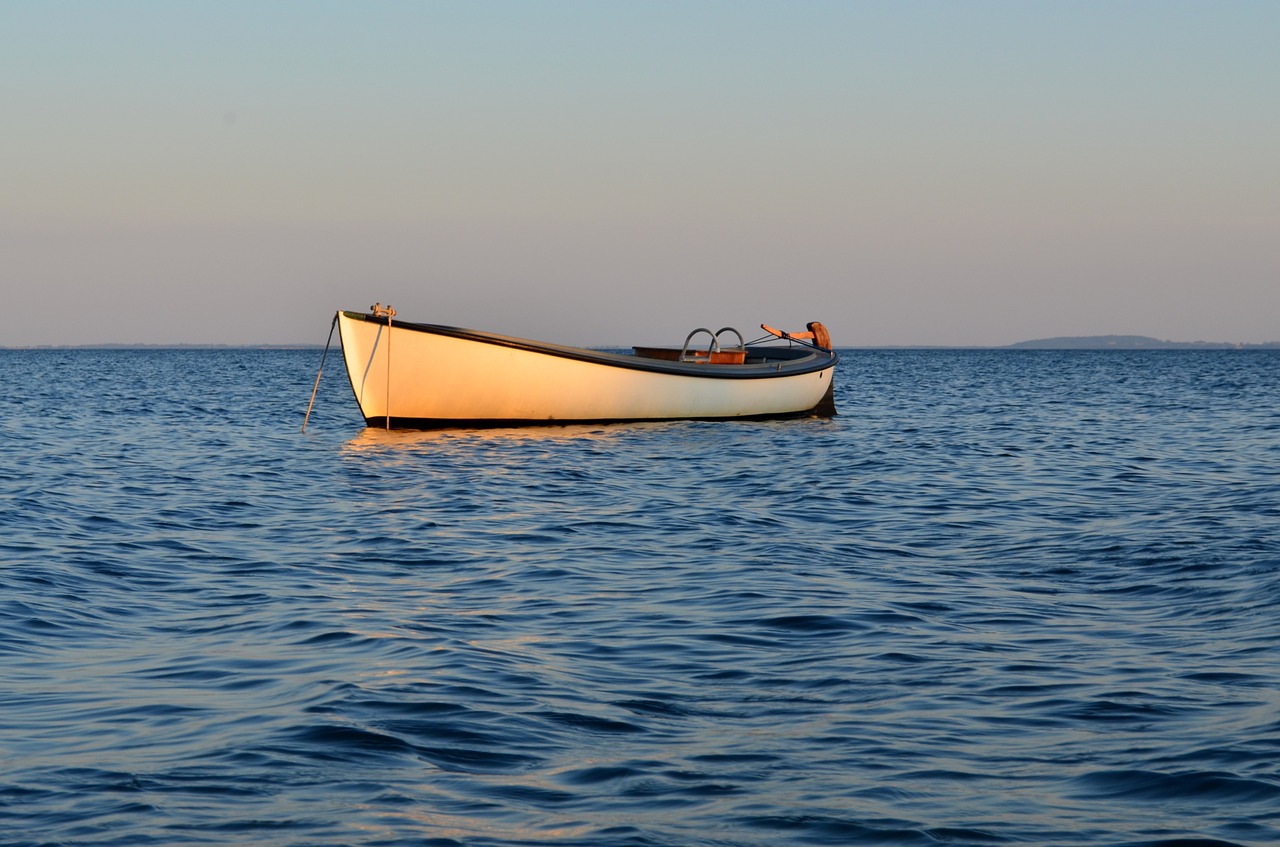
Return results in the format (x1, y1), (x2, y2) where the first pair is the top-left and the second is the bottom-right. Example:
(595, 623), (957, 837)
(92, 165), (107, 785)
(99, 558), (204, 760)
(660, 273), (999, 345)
(632, 346), (747, 364)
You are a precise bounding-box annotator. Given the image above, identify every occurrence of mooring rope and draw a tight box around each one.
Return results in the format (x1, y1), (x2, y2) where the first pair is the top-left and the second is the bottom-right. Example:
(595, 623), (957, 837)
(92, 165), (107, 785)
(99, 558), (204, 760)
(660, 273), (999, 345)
(301, 311), (339, 433)
(385, 310), (393, 430)
(368, 303), (398, 430)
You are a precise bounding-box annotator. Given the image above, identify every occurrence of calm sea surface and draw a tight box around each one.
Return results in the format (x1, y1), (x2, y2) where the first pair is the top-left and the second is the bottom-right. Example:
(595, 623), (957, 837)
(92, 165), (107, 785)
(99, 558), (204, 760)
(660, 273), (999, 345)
(2, 348), (1278, 847)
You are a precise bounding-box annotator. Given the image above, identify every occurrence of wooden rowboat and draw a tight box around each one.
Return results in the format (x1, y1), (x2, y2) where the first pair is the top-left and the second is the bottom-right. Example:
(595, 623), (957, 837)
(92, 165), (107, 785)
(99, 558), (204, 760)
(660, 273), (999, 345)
(333, 305), (837, 429)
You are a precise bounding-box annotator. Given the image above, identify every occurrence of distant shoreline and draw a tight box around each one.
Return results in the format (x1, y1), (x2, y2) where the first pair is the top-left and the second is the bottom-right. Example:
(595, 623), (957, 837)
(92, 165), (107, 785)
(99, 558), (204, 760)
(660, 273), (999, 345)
(834, 334), (1280, 350)
(1001, 334), (1280, 350)
(3, 335), (1278, 351)
(0, 343), (326, 351)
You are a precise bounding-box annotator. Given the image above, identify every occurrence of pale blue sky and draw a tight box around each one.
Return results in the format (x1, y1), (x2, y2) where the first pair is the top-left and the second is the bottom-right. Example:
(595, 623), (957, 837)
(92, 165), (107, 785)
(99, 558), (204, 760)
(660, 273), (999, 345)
(3, 1), (1277, 346)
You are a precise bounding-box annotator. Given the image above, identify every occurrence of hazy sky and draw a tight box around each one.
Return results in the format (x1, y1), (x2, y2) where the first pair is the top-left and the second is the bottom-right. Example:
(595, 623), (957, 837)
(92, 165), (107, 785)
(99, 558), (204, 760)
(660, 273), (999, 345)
(3, 1), (1277, 347)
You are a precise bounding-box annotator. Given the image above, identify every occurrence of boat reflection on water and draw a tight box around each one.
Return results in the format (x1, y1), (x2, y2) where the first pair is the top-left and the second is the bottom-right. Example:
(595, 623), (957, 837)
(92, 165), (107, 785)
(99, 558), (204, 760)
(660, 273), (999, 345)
(341, 422), (639, 454)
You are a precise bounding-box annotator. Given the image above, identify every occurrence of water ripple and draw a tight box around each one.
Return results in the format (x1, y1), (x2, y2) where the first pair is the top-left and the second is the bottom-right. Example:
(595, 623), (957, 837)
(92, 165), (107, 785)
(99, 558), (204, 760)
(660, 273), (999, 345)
(0, 348), (1277, 846)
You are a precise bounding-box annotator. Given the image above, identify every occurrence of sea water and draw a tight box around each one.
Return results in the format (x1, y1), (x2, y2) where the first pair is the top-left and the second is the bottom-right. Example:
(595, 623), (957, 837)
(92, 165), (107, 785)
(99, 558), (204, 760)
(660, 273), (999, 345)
(1, 348), (1277, 846)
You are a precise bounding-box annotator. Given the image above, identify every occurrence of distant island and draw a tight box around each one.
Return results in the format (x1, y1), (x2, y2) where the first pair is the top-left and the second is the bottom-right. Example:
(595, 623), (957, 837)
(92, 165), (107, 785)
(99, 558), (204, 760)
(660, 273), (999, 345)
(859, 335), (1280, 351)
(1006, 335), (1280, 350)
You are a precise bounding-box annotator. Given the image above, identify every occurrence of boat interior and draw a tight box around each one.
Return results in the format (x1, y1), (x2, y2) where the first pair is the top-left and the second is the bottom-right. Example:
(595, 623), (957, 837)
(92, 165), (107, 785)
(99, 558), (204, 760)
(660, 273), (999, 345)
(632, 323), (831, 365)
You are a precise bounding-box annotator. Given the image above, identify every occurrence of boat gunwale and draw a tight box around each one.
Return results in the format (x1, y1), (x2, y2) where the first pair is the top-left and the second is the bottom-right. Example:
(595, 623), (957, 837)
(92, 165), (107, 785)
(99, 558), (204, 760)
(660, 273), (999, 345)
(341, 311), (838, 379)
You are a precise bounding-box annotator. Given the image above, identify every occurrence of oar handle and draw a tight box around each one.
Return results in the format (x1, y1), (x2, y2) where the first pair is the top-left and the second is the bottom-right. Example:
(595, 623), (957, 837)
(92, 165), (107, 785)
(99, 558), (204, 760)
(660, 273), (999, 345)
(761, 323), (816, 341)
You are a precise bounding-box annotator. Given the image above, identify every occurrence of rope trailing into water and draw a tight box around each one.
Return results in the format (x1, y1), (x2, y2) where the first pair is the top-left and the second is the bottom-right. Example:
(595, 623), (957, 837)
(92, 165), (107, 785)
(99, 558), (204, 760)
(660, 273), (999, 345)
(301, 311), (339, 433)
(384, 308), (393, 430)
(369, 303), (397, 430)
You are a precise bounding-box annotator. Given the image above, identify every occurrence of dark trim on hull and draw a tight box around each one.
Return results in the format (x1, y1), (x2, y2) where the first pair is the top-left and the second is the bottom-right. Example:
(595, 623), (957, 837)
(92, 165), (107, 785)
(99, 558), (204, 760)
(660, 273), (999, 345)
(366, 403), (833, 431)
(342, 311), (838, 379)
(812, 377), (837, 418)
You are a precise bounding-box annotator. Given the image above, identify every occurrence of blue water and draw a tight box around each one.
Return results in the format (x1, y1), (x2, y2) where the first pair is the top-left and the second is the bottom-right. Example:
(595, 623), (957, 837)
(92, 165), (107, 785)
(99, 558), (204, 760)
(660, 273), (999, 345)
(2, 348), (1278, 847)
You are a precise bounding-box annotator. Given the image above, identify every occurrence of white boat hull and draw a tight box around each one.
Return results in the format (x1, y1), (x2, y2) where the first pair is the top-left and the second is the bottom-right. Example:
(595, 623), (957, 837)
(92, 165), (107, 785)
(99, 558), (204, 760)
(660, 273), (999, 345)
(337, 311), (837, 428)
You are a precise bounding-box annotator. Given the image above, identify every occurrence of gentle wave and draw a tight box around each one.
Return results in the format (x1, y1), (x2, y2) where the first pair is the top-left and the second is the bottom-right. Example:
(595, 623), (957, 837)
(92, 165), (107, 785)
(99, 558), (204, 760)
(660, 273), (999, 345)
(0, 348), (1277, 846)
